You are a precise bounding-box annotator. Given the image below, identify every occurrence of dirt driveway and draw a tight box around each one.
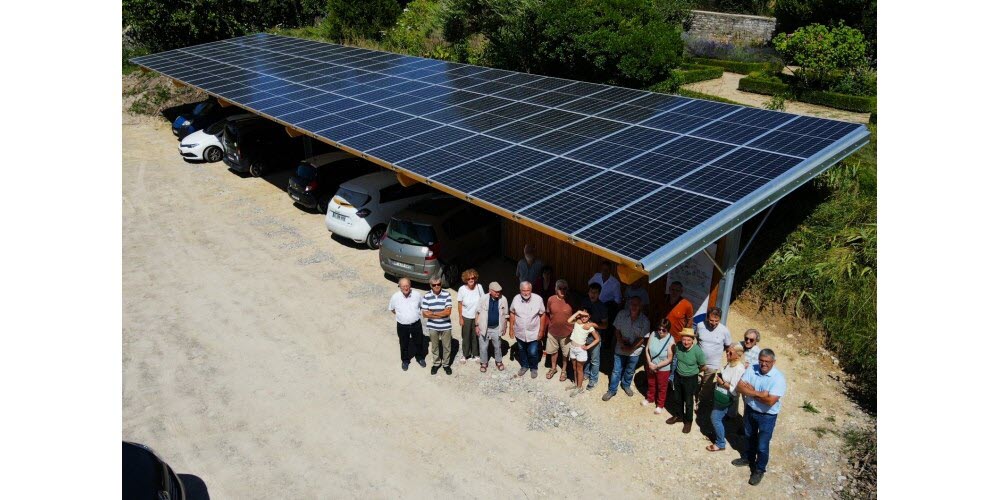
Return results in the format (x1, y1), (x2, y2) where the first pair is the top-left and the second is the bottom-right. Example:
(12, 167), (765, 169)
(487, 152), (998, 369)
(123, 110), (869, 498)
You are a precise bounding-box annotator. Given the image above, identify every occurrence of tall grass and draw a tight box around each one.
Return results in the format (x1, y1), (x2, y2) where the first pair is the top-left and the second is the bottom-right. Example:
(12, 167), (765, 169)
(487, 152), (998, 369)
(745, 126), (877, 410)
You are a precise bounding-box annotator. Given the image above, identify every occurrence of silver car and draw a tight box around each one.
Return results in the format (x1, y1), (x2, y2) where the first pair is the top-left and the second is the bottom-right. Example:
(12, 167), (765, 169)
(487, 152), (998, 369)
(379, 197), (499, 287)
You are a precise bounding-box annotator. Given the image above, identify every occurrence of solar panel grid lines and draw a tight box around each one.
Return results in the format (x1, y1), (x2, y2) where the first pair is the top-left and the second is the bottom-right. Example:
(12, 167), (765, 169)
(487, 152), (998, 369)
(132, 33), (868, 272)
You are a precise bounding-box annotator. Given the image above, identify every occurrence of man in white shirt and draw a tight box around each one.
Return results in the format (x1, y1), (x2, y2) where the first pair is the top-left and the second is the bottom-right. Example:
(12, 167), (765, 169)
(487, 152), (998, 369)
(696, 307), (732, 404)
(509, 281), (547, 379)
(388, 278), (425, 371)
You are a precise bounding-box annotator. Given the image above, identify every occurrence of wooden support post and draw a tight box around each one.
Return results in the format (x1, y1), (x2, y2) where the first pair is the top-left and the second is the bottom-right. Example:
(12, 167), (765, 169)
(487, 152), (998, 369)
(285, 126), (303, 138)
(216, 98), (233, 108)
(170, 79), (185, 88)
(616, 265), (646, 285)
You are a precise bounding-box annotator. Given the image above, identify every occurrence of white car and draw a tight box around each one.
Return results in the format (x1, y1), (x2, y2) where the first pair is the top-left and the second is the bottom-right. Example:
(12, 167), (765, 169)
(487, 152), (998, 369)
(177, 114), (251, 162)
(326, 171), (435, 249)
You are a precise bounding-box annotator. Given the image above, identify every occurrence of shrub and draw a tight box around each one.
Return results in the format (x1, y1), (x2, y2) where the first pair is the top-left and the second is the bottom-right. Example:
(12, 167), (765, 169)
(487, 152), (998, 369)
(672, 63), (724, 84)
(688, 57), (780, 74)
(383, 0), (450, 57)
(123, 0), (327, 54)
(682, 32), (778, 63)
(323, 0), (403, 41)
(714, 0), (771, 15)
(739, 73), (875, 112)
(444, 0), (686, 87)
(773, 0), (876, 64)
(772, 22), (869, 90)
(830, 66), (877, 96)
(675, 88), (745, 105)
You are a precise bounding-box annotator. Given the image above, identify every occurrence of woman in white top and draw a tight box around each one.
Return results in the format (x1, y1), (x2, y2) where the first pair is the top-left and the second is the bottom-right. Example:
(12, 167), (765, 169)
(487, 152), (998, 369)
(707, 343), (746, 452)
(566, 309), (601, 397)
(456, 269), (485, 364)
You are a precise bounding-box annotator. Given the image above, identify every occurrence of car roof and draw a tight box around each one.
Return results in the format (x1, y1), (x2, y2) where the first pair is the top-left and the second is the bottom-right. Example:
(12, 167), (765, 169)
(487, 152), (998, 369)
(393, 196), (465, 224)
(304, 151), (355, 167)
(339, 170), (397, 192)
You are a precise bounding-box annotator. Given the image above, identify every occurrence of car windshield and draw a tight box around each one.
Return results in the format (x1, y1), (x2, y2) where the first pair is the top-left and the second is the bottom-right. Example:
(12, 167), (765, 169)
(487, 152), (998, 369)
(193, 102), (213, 116)
(205, 119), (227, 135)
(295, 164), (317, 180)
(387, 218), (436, 246)
(333, 187), (370, 208)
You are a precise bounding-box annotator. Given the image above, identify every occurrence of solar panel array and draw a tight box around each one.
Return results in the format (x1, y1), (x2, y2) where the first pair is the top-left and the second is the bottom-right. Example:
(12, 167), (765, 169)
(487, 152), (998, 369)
(132, 33), (868, 273)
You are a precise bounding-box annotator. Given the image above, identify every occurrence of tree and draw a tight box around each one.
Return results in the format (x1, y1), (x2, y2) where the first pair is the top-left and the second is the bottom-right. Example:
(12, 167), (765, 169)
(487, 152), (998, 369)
(443, 0), (686, 87)
(324, 0), (405, 41)
(773, 0), (876, 63)
(772, 22), (868, 89)
(123, 0), (327, 53)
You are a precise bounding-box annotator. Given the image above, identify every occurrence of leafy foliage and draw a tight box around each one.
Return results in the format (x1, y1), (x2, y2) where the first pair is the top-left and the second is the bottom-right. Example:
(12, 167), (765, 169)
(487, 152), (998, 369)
(383, 0), (451, 57)
(773, 0), (876, 63)
(123, 0), (327, 53)
(772, 22), (868, 89)
(324, 0), (404, 41)
(443, 0), (686, 87)
(694, 0), (770, 15)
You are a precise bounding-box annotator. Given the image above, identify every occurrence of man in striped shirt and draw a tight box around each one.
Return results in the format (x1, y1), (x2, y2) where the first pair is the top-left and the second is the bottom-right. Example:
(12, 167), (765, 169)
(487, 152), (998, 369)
(421, 277), (454, 375)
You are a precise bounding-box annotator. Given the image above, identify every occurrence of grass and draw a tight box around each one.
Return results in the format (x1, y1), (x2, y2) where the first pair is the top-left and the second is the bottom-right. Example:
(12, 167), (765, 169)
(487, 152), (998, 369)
(840, 425), (876, 499)
(801, 401), (820, 413)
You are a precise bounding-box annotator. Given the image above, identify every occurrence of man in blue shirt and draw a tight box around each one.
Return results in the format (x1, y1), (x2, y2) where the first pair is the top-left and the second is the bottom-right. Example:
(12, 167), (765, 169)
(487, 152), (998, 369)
(732, 348), (787, 486)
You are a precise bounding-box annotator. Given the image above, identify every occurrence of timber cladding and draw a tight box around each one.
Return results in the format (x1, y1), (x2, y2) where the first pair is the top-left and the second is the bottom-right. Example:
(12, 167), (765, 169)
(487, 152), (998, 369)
(501, 219), (686, 322)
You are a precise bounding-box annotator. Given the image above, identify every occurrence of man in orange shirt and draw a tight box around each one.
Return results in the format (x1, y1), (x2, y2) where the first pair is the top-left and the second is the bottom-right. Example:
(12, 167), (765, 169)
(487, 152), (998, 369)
(664, 281), (694, 342)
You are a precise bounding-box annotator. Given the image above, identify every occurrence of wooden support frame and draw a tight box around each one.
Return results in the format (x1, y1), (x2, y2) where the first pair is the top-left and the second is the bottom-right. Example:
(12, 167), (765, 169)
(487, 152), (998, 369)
(216, 97), (234, 108)
(285, 126), (303, 138)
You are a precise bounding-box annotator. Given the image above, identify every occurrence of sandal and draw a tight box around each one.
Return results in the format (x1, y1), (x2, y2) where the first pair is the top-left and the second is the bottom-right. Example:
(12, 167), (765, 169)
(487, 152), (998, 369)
(496, 362), (505, 371)
(706, 445), (724, 452)
(559, 371), (567, 382)
(480, 364), (488, 373)
(546, 368), (557, 379)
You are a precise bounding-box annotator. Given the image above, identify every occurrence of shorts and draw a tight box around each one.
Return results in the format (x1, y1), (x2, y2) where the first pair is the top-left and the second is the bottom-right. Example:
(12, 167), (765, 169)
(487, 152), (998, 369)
(569, 345), (588, 362)
(544, 335), (571, 356)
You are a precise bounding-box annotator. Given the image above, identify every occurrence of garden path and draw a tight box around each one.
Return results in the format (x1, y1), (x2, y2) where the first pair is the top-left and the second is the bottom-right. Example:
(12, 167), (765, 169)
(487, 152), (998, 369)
(683, 72), (871, 123)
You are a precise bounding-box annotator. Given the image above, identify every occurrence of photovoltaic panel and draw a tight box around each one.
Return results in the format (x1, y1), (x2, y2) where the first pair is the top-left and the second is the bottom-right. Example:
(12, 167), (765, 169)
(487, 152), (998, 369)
(132, 33), (869, 280)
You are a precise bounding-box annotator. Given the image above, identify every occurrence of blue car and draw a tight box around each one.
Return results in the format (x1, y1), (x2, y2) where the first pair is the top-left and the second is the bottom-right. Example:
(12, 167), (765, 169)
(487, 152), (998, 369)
(172, 100), (226, 139)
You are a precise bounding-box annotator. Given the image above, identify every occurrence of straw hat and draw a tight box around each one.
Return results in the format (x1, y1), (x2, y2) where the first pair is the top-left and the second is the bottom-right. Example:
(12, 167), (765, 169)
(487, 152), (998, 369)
(679, 327), (696, 338)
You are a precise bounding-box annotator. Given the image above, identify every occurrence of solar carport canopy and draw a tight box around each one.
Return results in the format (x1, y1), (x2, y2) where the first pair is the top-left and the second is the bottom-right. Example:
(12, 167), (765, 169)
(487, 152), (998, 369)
(132, 34), (870, 281)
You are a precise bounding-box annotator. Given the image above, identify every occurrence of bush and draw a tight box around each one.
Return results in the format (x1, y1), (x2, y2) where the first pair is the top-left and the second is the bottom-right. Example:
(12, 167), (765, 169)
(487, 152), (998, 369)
(671, 63), (724, 84)
(682, 33), (778, 63)
(773, 0), (876, 64)
(830, 66), (877, 96)
(324, 0), (403, 41)
(444, 0), (686, 87)
(383, 0), (451, 57)
(688, 57), (779, 74)
(123, 0), (327, 54)
(772, 22), (868, 90)
(675, 88), (745, 105)
(738, 73), (875, 112)
(713, 0), (771, 15)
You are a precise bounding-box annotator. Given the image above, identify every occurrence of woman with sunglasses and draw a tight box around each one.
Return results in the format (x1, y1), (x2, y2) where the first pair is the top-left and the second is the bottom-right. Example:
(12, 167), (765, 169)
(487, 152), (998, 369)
(708, 343), (746, 452)
(643, 319), (674, 414)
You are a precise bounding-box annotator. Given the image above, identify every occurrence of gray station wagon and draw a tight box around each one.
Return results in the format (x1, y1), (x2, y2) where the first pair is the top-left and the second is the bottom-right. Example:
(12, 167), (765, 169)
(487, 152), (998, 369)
(379, 197), (500, 287)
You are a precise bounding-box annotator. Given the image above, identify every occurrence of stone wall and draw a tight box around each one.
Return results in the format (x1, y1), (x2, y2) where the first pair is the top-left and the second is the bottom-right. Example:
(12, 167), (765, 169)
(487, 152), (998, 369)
(685, 10), (777, 44)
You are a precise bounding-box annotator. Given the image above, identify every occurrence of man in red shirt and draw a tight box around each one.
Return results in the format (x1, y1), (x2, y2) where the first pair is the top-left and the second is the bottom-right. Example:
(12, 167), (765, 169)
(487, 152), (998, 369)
(664, 281), (694, 343)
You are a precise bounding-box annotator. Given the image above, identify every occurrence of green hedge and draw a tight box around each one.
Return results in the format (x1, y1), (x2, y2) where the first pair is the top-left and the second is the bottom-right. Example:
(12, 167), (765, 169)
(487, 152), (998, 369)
(675, 88), (746, 105)
(738, 74), (877, 113)
(688, 57), (780, 75)
(674, 64), (724, 85)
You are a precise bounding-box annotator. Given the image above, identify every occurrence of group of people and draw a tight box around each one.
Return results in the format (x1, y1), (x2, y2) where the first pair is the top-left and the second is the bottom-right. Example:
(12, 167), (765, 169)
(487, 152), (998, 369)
(387, 245), (787, 486)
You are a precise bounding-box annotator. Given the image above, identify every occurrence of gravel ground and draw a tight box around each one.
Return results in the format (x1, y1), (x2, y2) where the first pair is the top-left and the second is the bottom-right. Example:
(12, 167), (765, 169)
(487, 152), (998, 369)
(123, 78), (873, 498)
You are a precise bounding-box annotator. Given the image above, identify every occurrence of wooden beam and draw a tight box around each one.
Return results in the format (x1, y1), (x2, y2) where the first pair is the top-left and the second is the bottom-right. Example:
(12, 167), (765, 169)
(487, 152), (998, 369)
(285, 126), (303, 138)
(170, 79), (185, 88)
(140, 67), (151, 74)
(396, 172), (418, 187)
(216, 97), (234, 108)
(617, 265), (645, 285)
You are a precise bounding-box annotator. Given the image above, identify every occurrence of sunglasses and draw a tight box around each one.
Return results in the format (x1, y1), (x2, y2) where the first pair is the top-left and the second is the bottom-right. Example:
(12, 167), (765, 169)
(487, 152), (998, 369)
(744, 337), (756, 342)
(431, 283), (442, 287)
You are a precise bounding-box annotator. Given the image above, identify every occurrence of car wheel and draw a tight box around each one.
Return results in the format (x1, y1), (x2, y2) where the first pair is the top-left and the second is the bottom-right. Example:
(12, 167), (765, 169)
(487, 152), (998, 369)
(366, 224), (386, 250)
(249, 162), (265, 177)
(316, 200), (327, 214)
(203, 146), (223, 163)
